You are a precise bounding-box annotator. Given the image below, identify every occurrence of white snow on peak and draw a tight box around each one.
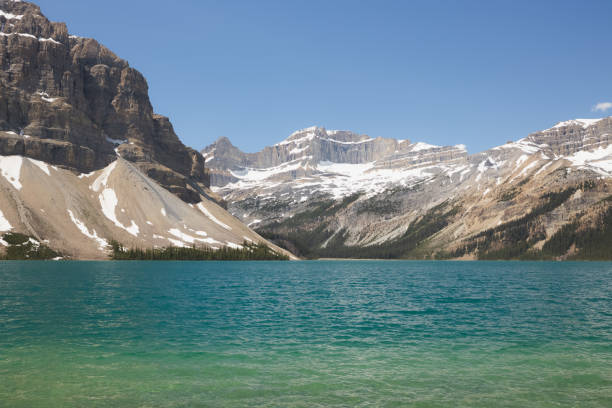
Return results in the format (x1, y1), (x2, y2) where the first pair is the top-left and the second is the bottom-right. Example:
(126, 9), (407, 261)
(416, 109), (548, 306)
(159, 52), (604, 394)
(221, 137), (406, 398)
(324, 137), (373, 145)
(551, 118), (603, 130)
(0, 209), (12, 232)
(410, 142), (440, 152)
(0, 155), (23, 190)
(290, 126), (318, 137)
(276, 130), (317, 146)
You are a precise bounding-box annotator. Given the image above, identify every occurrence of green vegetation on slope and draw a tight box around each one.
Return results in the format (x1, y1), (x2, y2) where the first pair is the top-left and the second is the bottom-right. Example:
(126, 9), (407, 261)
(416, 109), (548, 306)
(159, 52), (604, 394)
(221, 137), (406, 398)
(258, 200), (460, 259)
(446, 182), (612, 260)
(1, 232), (61, 260)
(109, 240), (289, 261)
(448, 186), (577, 260)
(540, 198), (612, 260)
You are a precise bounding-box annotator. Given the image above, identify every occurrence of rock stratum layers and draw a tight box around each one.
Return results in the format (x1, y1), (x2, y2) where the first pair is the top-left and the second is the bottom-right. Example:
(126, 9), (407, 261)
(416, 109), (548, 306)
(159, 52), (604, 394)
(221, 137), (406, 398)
(204, 119), (612, 260)
(0, 0), (208, 203)
(0, 1), (291, 259)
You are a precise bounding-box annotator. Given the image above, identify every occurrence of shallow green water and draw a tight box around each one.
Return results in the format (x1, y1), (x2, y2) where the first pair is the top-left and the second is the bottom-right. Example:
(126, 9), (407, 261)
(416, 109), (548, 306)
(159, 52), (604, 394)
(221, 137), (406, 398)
(0, 261), (611, 407)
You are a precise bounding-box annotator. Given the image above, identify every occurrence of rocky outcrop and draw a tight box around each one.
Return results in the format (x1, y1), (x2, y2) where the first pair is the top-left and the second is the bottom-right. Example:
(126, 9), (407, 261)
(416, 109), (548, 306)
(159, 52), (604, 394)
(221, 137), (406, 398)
(526, 118), (612, 157)
(0, 0), (209, 202)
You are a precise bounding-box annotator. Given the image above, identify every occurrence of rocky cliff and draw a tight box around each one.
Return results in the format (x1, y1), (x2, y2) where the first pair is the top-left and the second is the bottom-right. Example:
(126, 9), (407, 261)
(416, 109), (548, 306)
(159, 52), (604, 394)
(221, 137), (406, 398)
(0, 0), (292, 260)
(203, 119), (612, 260)
(0, 0), (209, 203)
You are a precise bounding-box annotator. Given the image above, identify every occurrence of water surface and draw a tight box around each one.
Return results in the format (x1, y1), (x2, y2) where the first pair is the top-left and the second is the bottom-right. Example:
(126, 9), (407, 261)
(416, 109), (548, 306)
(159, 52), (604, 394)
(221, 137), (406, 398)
(0, 261), (611, 407)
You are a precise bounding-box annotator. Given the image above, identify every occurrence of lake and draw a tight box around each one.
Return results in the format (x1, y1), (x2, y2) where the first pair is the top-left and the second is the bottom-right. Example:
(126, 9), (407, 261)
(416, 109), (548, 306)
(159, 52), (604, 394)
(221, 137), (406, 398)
(0, 261), (611, 407)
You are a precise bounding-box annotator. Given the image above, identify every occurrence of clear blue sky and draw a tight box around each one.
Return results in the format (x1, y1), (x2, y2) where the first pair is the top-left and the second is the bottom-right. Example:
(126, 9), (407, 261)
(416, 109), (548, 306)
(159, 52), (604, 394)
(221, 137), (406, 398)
(37, 0), (612, 153)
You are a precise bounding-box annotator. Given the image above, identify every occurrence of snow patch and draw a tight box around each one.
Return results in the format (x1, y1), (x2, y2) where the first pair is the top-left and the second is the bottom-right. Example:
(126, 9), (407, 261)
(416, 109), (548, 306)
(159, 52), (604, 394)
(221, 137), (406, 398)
(515, 155), (528, 168)
(39, 38), (61, 45)
(289, 145), (309, 155)
(551, 118), (603, 130)
(67, 209), (108, 251)
(0, 155), (23, 190)
(168, 228), (198, 244)
(105, 136), (127, 145)
(535, 161), (554, 176)
(90, 161), (117, 191)
(495, 138), (541, 154)
(0, 209), (12, 232)
(27, 158), (51, 175)
(226, 242), (243, 249)
(167, 238), (186, 247)
(411, 142), (440, 152)
(564, 144), (612, 173)
(99, 188), (139, 236)
(168, 228), (221, 246)
(36, 92), (58, 102)
(248, 219), (262, 227)
(0, 10), (23, 20)
(196, 202), (232, 230)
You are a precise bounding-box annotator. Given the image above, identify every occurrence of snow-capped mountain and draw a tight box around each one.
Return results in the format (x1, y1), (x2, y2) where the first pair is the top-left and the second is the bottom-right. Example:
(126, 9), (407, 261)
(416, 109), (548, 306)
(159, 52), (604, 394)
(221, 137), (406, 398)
(203, 118), (612, 260)
(0, 1), (291, 259)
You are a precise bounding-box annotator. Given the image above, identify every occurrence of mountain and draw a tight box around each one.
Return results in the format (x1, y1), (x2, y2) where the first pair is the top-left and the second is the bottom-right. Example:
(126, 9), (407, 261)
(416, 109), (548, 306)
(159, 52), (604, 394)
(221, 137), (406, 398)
(0, 0), (292, 259)
(0, 0), (211, 203)
(203, 119), (612, 260)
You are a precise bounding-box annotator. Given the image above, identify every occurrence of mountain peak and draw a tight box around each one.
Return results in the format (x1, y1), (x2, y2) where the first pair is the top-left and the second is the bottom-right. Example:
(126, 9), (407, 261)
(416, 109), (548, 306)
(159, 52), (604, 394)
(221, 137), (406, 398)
(549, 118), (604, 131)
(0, 0), (210, 203)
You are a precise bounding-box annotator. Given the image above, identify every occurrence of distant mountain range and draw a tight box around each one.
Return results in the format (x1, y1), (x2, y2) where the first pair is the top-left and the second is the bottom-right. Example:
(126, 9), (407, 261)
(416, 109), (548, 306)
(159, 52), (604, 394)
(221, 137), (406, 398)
(203, 119), (612, 260)
(0, 0), (292, 259)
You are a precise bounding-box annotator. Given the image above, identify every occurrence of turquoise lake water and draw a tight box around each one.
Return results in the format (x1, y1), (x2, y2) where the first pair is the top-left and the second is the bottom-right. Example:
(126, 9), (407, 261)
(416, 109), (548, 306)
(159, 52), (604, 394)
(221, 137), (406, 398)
(0, 261), (611, 407)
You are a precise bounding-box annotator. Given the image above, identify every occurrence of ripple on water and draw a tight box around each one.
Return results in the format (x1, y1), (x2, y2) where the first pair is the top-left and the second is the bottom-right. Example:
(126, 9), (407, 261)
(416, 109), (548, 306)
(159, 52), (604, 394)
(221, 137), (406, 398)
(0, 260), (611, 407)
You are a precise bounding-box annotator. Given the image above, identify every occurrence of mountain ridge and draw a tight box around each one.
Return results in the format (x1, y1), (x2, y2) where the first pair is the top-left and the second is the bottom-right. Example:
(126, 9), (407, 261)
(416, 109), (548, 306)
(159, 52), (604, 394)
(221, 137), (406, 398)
(203, 118), (612, 260)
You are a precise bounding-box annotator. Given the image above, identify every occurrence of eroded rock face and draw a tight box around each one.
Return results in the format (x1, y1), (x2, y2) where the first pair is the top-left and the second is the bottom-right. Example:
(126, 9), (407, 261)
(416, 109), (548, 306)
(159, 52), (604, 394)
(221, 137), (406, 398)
(526, 118), (612, 157)
(0, 0), (209, 202)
